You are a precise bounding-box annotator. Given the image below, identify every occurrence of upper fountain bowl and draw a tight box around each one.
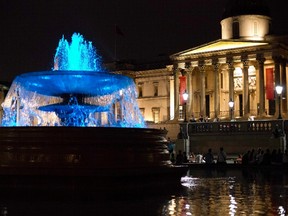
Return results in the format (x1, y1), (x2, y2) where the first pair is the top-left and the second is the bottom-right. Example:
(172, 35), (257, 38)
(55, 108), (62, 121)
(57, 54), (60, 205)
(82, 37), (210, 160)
(17, 70), (133, 97)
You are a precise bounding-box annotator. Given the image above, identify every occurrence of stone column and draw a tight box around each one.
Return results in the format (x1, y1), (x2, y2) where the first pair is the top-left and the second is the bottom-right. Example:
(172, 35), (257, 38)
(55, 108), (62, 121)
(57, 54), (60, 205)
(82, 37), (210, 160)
(241, 55), (250, 117)
(199, 60), (206, 117)
(281, 59), (287, 114)
(227, 56), (235, 105)
(212, 58), (220, 118)
(273, 56), (281, 118)
(169, 74), (175, 120)
(256, 54), (266, 117)
(173, 64), (179, 119)
(185, 62), (192, 118)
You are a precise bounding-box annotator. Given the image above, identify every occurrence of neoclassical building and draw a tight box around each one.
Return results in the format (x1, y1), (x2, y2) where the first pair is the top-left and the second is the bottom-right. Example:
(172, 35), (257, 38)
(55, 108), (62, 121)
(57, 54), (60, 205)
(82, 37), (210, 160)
(128, 0), (288, 128)
(170, 0), (288, 122)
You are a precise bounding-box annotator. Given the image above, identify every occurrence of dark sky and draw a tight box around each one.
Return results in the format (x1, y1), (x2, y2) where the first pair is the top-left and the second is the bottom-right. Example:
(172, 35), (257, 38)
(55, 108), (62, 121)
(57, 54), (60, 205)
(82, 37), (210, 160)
(0, 0), (287, 82)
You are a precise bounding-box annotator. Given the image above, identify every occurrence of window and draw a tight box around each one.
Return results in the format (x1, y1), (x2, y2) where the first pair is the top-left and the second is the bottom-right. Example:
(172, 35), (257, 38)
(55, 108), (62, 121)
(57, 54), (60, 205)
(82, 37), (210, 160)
(138, 82), (143, 97)
(153, 82), (159, 96)
(253, 22), (258, 35)
(139, 108), (145, 118)
(152, 107), (160, 123)
(233, 21), (240, 39)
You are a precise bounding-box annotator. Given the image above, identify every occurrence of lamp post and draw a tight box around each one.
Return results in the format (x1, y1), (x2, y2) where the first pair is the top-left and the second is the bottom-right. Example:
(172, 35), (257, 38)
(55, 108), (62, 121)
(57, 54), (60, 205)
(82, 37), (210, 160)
(228, 99), (234, 121)
(276, 85), (283, 119)
(183, 90), (189, 122)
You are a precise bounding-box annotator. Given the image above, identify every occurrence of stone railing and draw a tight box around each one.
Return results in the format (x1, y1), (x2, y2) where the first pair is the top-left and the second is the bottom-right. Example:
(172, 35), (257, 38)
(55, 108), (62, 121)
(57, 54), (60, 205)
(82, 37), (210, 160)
(179, 119), (286, 138)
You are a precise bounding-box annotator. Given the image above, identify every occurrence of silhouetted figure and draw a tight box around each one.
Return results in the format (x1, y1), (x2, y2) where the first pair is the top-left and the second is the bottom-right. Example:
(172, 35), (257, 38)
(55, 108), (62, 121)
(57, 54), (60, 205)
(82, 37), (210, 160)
(203, 148), (214, 164)
(170, 153), (175, 164)
(176, 150), (184, 165)
(271, 149), (278, 164)
(283, 150), (288, 165)
(183, 151), (188, 163)
(276, 149), (283, 164)
(261, 149), (271, 165)
(217, 147), (227, 164)
(242, 150), (250, 165)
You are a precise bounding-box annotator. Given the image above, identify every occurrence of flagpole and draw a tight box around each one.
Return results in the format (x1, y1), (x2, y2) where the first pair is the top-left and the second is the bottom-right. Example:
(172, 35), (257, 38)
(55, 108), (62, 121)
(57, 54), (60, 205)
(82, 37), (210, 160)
(114, 24), (117, 61)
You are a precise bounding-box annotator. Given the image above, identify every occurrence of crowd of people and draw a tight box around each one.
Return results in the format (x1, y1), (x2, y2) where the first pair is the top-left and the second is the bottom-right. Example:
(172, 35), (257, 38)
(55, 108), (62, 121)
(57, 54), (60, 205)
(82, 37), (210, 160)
(171, 147), (229, 165)
(167, 139), (288, 167)
(240, 148), (288, 166)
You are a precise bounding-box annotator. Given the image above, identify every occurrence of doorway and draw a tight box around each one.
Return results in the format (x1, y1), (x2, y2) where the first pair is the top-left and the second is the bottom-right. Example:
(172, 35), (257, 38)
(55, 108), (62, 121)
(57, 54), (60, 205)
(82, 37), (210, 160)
(205, 95), (210, 117)
(239, 94), (243, 117)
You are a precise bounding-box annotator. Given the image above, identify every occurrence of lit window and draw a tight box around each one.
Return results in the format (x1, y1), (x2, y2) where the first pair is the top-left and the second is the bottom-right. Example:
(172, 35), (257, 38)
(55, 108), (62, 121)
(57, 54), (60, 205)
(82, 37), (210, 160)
(152, 107), (160, 123)
(254, 22), (258, 35)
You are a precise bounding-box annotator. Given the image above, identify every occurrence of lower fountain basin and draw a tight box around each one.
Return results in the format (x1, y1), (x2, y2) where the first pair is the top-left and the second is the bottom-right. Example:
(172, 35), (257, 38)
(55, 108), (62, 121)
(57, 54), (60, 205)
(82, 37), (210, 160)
(0, 126), (171, 175)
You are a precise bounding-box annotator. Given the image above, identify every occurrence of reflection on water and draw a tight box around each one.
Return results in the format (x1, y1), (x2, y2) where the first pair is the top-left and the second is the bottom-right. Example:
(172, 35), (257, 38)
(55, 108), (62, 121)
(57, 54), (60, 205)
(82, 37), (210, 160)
(162, 168), (288, 216)
(0, 169), (287, 215)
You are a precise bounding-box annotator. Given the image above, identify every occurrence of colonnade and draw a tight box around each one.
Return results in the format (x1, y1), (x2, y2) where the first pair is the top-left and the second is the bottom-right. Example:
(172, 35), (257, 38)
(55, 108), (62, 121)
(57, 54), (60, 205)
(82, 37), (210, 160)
(170, 54), (287, 121)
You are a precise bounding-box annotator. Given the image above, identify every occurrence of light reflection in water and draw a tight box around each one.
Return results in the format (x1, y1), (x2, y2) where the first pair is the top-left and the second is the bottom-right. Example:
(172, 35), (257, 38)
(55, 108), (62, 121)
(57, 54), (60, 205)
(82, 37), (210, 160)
(162, 171), (288, 216)
(0, 170), (287, 215)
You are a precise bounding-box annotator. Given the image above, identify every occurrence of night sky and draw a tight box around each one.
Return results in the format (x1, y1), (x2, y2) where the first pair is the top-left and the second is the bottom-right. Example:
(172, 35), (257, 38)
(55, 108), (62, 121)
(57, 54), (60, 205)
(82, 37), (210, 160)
(0, 0), (287, 82)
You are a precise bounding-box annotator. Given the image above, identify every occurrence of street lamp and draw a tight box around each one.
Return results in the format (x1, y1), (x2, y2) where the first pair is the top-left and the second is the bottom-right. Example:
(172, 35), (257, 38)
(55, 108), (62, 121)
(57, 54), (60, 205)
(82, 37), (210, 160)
(183, 90), (189, 122)
(228, 98), (234, 121)
(276, 85), (283, 119)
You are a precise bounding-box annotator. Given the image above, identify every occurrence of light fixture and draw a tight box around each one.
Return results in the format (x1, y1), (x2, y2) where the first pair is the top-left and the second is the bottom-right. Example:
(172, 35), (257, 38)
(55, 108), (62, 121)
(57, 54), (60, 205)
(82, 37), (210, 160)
(228, 99), (234, 120)
(183, 90), (188, 122)
(276, 85), (283, 119)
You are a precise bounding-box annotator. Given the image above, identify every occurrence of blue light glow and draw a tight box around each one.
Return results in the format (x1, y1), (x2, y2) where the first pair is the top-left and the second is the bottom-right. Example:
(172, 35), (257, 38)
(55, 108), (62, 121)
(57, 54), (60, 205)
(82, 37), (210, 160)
(1, 33), (146, 128)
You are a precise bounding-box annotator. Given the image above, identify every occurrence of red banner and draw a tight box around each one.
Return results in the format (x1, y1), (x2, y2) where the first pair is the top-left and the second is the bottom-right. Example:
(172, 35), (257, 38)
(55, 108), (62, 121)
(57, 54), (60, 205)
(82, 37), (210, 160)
(266, 68), (274, 100)
(179, 76), (186, 105)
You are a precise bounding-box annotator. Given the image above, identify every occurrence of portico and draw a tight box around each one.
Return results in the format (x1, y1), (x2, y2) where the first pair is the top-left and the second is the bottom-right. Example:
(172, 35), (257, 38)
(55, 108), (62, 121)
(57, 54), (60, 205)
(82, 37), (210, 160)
(170, 39), (288, 121)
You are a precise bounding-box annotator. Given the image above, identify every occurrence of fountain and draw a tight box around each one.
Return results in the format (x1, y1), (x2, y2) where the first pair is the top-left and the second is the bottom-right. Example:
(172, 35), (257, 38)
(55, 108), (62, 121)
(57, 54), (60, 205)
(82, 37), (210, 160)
(1, 33), (145, 128)
(0, 33), (185, 190)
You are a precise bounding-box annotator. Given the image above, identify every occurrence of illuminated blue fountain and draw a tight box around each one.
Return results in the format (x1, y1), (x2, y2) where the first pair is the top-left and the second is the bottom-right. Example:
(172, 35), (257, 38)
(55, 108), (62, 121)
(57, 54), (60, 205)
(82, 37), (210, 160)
(1, 33), (145, 127)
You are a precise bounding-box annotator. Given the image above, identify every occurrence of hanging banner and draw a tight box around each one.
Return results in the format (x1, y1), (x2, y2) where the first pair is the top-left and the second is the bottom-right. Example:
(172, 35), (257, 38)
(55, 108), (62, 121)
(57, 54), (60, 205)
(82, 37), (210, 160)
(266, 68), (274, 100)
(179, 76), (186, 105)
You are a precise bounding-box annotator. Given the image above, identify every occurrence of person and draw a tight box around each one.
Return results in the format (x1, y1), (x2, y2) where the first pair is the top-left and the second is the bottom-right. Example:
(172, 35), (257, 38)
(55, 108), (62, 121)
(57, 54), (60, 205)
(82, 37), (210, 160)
(261, 149), (271, 165)
(190, 115), (196, 122)
(198, 115), (204, 122)
(189, 152), (196, 163)
(203, 148), (214, 164)
(167, 137), (175, 156)
(195, 152), (203, 163)
(170, 153), (175, 164)
(235, 154), (242, 164)
(176, 150), (184, 165)
(283, 150), (288, 165)
(182, 151), (188, 163)
(217, 147), (227, 164)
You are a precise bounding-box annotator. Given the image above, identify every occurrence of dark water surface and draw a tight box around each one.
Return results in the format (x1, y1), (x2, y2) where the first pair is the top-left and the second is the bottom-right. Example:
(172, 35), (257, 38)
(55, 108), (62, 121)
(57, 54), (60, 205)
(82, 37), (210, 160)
(0, 168), (287, 216)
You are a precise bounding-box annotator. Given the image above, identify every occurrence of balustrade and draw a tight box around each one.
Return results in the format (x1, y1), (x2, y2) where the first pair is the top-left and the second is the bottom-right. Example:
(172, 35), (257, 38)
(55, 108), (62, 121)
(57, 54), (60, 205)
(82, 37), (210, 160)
(180, 120), (285, 137)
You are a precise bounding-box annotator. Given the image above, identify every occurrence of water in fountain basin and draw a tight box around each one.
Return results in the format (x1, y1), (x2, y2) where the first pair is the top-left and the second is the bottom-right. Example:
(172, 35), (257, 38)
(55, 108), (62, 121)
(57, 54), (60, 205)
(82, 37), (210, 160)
(1, 33), (146, 128)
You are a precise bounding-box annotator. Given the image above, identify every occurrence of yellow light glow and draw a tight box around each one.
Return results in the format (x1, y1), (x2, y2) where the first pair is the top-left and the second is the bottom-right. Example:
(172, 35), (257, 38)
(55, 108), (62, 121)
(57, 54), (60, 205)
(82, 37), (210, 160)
(180, 41), (268, 56)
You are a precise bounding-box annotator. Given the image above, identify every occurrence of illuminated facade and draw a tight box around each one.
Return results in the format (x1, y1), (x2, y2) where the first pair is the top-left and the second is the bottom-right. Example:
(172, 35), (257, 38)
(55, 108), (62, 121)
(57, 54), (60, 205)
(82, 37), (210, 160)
(135, 0), (288, 126)
(170, 1), (288, 122)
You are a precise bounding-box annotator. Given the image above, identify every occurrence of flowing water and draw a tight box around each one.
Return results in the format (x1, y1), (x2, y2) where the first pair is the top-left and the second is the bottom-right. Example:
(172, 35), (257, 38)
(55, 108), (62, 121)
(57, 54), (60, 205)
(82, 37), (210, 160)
(1, 33), (145, 127)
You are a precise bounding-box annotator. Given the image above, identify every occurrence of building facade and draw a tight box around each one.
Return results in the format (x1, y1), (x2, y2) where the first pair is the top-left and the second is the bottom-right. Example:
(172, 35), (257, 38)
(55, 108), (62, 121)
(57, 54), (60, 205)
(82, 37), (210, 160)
(133, 1), (288, 125)
(111, 0), (288, 139)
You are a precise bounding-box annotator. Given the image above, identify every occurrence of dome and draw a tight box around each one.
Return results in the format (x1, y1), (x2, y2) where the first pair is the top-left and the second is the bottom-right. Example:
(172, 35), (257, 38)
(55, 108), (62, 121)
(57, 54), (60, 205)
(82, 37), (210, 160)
(222, 0), (270, 20)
